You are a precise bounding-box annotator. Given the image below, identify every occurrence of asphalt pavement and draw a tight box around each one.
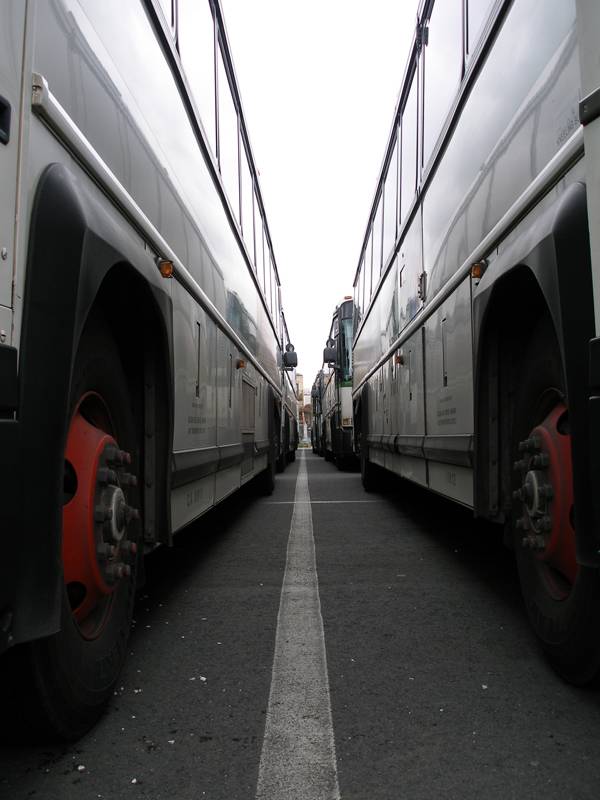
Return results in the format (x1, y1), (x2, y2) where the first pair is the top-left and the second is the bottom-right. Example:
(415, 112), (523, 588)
(2, 451), (600, 799)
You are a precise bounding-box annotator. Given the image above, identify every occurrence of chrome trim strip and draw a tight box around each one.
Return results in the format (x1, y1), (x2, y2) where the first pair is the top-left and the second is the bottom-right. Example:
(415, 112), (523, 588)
(31, 73), (283, 399)
(353, 126), (584, 399)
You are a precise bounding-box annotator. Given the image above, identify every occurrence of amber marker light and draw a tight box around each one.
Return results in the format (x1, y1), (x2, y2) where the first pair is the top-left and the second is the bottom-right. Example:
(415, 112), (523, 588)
(236, 358), (247, 369)
(470, 260), (487, 280)
(395, 352), (404, 366)
(158, 258), (174, 278)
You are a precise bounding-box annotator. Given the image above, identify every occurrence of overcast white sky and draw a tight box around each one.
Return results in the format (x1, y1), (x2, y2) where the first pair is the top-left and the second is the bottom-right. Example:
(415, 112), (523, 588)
(221, 0), (420, 389)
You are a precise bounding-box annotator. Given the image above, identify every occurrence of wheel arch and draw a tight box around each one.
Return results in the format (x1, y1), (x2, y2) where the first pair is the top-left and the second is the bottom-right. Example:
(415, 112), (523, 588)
(3, 162), (173, 650)
(473, 180), (598, 565)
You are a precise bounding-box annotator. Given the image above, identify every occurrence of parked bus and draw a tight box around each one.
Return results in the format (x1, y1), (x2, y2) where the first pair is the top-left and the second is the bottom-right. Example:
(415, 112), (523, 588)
(321, 298), (357, 469)
(0, 0), (297, 739)
(352, 0), (600, 683)
(311, 370), (325, 455)
(278, 313), (299, 469)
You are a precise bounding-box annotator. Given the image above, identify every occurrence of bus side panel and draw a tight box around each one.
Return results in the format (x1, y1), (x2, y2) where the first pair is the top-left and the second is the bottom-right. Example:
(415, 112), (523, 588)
(395, 330), (427, 487)
(215, 327), (242, 502)
(424, 278), (474, 505)
(0, 0), (26, 309)
(422, 0), (579, 305)
(31, 0), (280, 386)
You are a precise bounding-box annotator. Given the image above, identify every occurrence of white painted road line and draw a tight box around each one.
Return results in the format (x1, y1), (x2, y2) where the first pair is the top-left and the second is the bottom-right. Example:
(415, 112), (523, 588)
(256, 451), (340, 800)
(260, 499), (379, 505)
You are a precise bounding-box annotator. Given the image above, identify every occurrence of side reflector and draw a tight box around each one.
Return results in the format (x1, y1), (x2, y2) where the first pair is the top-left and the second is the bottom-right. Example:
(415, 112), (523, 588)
(236, 359), (247, 369)
(470, 260), (487, 280)
(158, 259), (174, 278)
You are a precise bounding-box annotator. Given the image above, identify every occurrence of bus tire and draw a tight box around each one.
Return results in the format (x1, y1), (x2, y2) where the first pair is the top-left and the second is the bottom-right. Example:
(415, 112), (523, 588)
(5, 316), (141, 740)
(258, 415), (278, 495)
(511, 316), (600, 684)
(360, 449), (378, 492)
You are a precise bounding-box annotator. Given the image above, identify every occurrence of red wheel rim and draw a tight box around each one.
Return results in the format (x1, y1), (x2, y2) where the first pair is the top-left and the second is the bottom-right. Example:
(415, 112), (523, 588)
(62, 392), (138, 639)
(515, 402), (577, 599)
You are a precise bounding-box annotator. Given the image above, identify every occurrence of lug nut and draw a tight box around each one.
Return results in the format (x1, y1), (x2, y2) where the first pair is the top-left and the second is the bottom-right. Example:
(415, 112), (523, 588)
(105, 446), (122, 465)
(518, 436), (541, 453)
(94, 506), (113, 523)
(125, 505), (140, 523)
(531, 453), (549, 468)
(97, 543), (115, 559)
(121, 540), (138, 556)
(121, 473), (138, 488)
(106, 563), (124, 580)
(521, 533), (545, 549)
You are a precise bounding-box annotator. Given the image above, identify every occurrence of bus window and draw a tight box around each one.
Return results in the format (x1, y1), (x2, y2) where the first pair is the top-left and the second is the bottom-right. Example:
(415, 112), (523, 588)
(340, 316), (353, 381)
(217, 49), (240, 221)
(358, 256), (365, 318)
(382, 129), (399, 267)
(467, 0), (496, 56)
(399, 75), (418, 225)
(178, 0), (216, 155)
(366, 228), (374, 302)
(373, 196), (384, 279)
(157, 0), (174, 30)
(423, 0), (463, 167)
(260, 222), (268, 297)
(254, 191), (263, 274)
(240, 142), (255, 258)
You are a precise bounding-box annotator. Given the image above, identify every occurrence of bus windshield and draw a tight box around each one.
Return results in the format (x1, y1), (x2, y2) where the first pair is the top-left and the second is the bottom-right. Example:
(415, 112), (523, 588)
(340, 318), (353, 381)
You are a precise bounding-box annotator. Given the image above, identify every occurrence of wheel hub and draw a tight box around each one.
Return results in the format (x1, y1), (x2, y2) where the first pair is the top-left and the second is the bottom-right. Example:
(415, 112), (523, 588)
(63, 394), (139, 635)
(513, 402), (577, 595)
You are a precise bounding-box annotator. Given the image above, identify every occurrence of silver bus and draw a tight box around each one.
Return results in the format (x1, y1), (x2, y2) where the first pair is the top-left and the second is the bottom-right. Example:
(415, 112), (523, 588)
(321, 298), (357, 468)
(0, 0), (297, 739)
(352, 0), (600, 683)
(311, 370), (325, 456)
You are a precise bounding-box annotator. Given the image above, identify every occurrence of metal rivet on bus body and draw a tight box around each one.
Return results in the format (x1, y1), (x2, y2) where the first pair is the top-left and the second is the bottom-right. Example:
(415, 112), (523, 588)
(0, 248), (7, 260)
(0, 331), (6, 344)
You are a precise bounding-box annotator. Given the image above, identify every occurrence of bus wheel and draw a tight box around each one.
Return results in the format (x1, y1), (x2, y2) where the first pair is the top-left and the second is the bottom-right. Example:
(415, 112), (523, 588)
(258, 418), (278, 495)
(511, 320), (600, 684)
(18, 319), (139, 739)
(360, 449), (378, 492)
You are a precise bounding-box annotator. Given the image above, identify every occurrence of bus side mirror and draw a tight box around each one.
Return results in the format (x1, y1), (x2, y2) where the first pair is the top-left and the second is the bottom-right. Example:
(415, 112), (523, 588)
(323, 346), (336, 364)
(283, 344), (297, 369)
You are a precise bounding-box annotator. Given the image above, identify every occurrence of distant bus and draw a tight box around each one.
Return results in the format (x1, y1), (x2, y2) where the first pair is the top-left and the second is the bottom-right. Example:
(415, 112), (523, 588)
(0, 0), (297, 739)
(352, 0), (600, 683)
(311, 370), (325, 455)
(279, 312), (299, 469)
(321, 298), (357, 468)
